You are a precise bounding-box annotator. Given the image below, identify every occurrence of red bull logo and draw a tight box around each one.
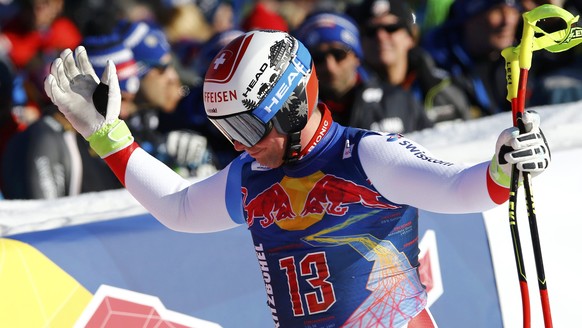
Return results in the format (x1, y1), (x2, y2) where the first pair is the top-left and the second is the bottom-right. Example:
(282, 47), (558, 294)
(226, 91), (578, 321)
(301, 175), (399, 216)
(243, 184), (296, 228)
(243, 173), (399, 229)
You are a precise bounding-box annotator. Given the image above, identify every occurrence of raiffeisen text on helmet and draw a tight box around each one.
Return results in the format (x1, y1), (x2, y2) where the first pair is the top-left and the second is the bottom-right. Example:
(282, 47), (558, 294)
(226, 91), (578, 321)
(204, 89), (238, 103)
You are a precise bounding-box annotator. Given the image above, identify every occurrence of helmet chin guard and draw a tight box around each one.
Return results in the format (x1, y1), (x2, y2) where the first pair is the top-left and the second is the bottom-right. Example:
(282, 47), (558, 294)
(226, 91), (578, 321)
(203, 30), (319, 162)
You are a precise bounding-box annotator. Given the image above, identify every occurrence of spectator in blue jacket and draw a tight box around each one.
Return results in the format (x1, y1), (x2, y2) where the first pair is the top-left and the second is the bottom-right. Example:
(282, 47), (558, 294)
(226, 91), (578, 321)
(421, 0), (522, 117)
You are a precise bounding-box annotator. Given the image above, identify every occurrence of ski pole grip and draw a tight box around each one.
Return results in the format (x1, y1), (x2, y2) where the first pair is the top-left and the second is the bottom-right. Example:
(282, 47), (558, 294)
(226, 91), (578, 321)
(501, 47), (519, 103)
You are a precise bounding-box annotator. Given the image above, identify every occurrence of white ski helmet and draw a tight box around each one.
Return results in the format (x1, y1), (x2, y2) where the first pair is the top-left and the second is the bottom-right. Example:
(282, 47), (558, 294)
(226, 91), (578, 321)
(203, 30), (318, 150)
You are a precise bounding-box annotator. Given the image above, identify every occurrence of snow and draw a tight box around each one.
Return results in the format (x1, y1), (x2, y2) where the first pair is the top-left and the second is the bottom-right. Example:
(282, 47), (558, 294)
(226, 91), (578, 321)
(485, 147), (582, 328)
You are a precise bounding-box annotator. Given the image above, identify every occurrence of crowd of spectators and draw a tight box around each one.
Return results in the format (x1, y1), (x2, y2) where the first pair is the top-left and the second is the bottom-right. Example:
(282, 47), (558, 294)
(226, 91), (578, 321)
(0, 0), (581, 199)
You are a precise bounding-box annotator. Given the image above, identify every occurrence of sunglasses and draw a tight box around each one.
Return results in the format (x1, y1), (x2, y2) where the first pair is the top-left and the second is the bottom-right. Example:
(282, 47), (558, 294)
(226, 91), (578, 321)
(364, 22), (407, 37)
(311, 47), (351, 64)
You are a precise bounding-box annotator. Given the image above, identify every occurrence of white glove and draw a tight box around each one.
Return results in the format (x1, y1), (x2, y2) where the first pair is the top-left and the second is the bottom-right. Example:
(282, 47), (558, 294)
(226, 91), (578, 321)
(44, 46), (133, 157)
(490, 111), (551, 187)
(44, 46), (119, 137)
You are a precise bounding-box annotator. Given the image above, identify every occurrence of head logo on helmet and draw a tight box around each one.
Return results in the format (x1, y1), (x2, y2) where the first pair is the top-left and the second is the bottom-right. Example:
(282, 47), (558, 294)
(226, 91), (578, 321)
(203, 30), (319, 152)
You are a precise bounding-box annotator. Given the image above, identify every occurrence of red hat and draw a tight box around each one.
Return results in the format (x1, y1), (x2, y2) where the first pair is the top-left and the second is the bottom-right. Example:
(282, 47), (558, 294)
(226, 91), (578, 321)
(241, 3), (289, 32)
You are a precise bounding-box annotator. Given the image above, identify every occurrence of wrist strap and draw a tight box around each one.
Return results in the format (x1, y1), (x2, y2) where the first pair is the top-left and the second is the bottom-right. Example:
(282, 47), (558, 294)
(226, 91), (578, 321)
(489, 155), (511, 188)
(87, 119), (134, 158)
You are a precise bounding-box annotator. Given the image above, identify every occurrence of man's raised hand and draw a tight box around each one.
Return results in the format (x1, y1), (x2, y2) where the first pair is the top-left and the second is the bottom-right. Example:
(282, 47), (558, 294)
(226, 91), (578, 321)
(44, 46), (121, 138)
(44, 46), (133, 158)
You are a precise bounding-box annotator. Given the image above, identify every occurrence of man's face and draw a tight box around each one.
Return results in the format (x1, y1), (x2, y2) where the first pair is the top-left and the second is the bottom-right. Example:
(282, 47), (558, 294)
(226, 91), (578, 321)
(361, 14), (414, 70)
(311, 42), (360, 100)
(138, 54), (183, 113)
(33, 0), (63, 30)
(233, 127), (287, 168)
(464, 4), (521, 58)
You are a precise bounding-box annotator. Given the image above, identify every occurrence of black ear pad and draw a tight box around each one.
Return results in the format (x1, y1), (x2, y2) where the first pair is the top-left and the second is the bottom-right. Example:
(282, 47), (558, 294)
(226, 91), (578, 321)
(273, 79), (309, 133)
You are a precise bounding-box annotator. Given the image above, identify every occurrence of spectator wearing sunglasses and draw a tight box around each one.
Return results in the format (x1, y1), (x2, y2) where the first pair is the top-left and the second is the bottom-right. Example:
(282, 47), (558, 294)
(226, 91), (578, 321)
(347, 0), (471, 123)
(294, 11), (432, 133)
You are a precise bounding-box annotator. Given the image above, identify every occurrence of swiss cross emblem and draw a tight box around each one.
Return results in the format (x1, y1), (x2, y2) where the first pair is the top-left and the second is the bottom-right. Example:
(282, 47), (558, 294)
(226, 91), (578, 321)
(205, 34), (253, 84)
(213, 52), (227, 69)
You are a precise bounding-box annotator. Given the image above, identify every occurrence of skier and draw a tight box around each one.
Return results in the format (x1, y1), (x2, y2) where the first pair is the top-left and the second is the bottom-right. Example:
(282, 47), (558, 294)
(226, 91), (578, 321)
(44, 30), (550, 327)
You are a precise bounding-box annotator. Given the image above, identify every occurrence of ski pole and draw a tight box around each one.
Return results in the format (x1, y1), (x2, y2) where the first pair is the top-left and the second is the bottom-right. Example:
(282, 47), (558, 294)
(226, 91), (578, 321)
(502, 4), (581, 328)
(502, 45), (531, 328)
(517, 11), (551, 327)
(518, 6), (581, 327)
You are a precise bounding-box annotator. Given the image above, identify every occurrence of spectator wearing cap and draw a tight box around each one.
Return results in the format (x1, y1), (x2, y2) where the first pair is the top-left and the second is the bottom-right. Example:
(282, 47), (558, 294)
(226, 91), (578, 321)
(157, 0), (215, 75)
(196, 0), (235, 33)
(295, 11), (432, 133)
(347, 0), (471, 123)
(421, 0), (522, 117)
(115, 20), (184, 114)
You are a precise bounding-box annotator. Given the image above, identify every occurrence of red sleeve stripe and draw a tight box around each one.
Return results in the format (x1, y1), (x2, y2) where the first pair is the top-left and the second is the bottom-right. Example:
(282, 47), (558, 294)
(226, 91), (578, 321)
(103, 142), (139, 186)
(486, 165), (510, 205)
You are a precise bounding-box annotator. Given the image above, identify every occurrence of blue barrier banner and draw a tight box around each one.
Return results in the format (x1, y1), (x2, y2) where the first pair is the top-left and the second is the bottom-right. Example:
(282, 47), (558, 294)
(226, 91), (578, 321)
(2, 209), (501, 327)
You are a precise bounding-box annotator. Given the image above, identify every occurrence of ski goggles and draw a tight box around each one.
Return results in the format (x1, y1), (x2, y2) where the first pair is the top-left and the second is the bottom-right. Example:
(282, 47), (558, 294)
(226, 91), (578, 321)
(208, 41), (311, 147)
(209, 112), (274, 147)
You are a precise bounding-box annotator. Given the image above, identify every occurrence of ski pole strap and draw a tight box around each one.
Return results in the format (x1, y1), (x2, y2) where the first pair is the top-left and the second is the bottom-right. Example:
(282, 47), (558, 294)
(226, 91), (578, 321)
(521, 4), (581, 67)
(502, 4), (582, 107)
(506, 24), (582, 74)
(87, 119), (134, 158)
(489, 155), (512, 188)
